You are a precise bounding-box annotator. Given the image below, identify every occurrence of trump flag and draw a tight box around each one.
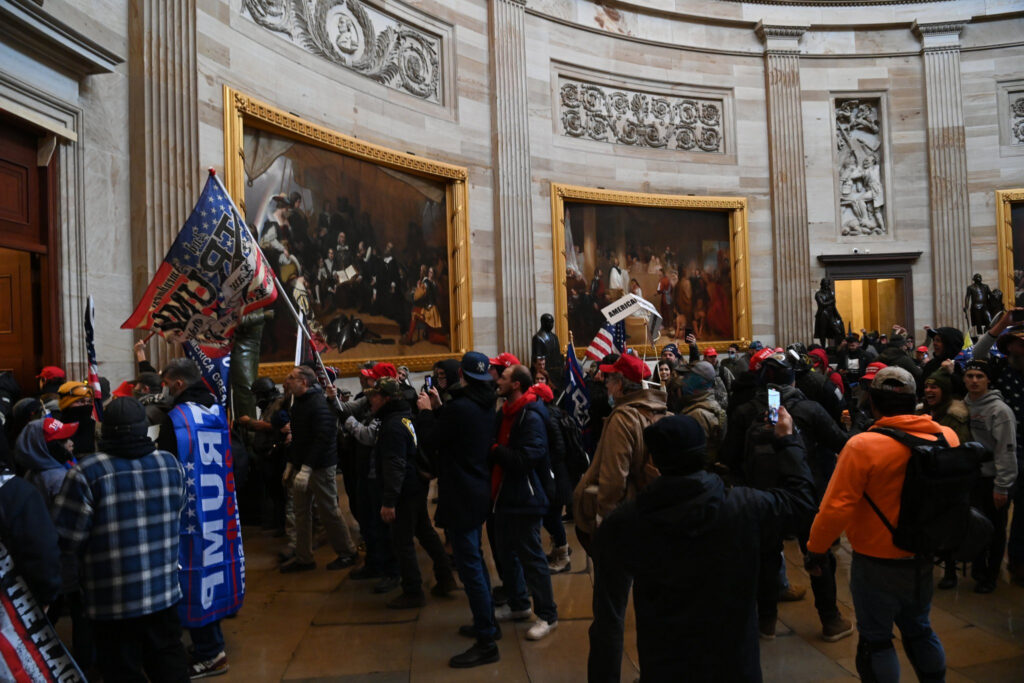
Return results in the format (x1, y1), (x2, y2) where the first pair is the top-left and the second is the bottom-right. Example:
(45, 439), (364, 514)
(122, 172), (277, 357)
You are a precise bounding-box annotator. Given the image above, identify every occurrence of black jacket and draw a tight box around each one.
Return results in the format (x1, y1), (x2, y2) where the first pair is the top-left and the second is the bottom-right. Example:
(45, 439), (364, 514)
(374, 399), (421, 507)
(417, 380), (495, 530)
(491, 400), (551, 516)
(288, 384), (337, 470)
(0, 472), (61, 604)
(154, 382), (216, 454)
(920, 327), (966, 398)
(595, 434), (815, 682)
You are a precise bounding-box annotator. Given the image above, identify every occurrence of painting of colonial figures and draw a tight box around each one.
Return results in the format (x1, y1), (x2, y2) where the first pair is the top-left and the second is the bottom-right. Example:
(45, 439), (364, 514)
(243, 128), (453, 362)
(835, 98), (887, 237)
(561, 202), (736, 347)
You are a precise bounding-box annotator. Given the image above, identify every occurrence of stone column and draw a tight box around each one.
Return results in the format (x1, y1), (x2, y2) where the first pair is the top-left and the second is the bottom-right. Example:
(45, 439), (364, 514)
(757, 22), (812, 345)
(128, 0), (199, 368)
(913, 21), (971, 328)
(489, 0), (536, 360)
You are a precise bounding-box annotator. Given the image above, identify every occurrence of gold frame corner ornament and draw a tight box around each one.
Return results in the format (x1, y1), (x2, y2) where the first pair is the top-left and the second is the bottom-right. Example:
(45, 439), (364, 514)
(996, 188), (1024, 307)
(222, 87), (473, 377)
(549, 183), (752, 358)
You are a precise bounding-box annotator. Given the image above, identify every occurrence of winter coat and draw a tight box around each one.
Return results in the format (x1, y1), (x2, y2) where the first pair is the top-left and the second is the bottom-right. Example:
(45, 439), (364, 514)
(808, 348), (845, 397)
(972, 331), (1024, 461)
(288, 384), (338, 470)
(573, 388), (668, 535)
(544, 402), (574, 508)
(965, 390), (1018, 495)
(14, 420), (69, 503)
(154, 382), (216, 454)
(878, 346), (923, 386)
(919, 399), (970, 445)
(491, 399), (551, 516)
(678, 391), (726, 464)
(374, 399), (422, 507)
(795, 369), (844, 423)
(920, 327), (966, 397)
(0, 472), (61, 605)
(417, 380), (495, 530)
(594, 434), (815, 682)
(724, 385), (848, 501)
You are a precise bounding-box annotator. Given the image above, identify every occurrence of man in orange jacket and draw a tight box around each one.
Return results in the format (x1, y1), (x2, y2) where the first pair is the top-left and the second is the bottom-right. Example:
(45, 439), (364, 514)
(807, 366), (955, 683)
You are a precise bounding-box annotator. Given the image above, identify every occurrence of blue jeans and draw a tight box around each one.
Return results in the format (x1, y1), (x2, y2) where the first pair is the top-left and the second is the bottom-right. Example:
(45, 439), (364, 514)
(849, 553), (945, 682)
(493, 513), (557, 623)
(188, 619), (224, 661)
(449, 526), (497, 641)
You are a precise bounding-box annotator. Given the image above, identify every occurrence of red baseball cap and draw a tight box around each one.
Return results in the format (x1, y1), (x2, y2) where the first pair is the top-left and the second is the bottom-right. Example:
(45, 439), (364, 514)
(111, 381), (136, 398)
(489, 352), (521, 369)
(599, 353), (652, 383)
(360, 363), (398, 380)
(37, 366), (66, 381)
(862, 362), (888, 382)
(749, 348), (775, 372)
(916, 346), (928, 353)
(704, 347), (718, 357)
(43, 417), (78, 442)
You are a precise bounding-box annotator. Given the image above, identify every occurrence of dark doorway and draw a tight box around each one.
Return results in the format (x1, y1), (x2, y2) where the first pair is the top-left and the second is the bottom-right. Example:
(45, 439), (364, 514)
(0, 112), (59, 391)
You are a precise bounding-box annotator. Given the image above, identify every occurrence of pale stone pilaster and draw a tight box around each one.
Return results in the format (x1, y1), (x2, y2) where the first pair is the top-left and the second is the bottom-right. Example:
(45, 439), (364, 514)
(758, 22), (812, 345)
(128, 0), (199, 367)
(913, 21), (971, 328)
(490, 0), (536, 360)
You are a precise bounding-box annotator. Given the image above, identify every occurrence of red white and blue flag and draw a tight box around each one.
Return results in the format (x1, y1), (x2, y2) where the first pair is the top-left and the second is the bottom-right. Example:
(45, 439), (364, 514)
(585, 321), (626, 362)
(559, 341), (590, 430)
(122, 172), (277, 357)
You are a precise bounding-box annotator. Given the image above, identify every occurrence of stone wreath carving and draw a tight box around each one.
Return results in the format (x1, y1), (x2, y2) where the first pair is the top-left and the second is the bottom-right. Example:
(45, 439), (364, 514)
(559, 78), (724, 153)
(242, 0), (441, 103)
(835, 98), (886, 237)
(1012, 96), (1024, 145)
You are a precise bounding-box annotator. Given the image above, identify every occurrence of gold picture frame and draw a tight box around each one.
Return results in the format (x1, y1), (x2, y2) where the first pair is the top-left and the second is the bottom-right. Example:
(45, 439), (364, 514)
(996, 188), (1024, 307)
(550, 183), (752, 357)
(223, 86), (473, 380)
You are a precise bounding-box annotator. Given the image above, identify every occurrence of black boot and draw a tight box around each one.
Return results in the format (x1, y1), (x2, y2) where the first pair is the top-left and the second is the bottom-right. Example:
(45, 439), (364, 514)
(449, 640), (499, 668)
(937, 560), (957, 590)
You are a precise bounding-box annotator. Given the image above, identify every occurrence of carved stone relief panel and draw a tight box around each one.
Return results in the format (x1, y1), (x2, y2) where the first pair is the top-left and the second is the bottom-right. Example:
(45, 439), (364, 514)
(558, 76), (724, 153)
(834, 97), (887, 237)
(1011, 91), (1024, 145)
(996, 80), (1024, 156)
(241, 0), (442, 103)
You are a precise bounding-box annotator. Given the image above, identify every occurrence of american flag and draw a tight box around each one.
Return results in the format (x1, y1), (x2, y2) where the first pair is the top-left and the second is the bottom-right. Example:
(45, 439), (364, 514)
(585, 321), (626, 361)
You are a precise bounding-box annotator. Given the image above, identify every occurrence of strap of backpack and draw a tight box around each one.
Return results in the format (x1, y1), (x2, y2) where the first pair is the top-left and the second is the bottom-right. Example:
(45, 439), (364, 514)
(868, 426), (948, 449)
(862, 491), (897, 536)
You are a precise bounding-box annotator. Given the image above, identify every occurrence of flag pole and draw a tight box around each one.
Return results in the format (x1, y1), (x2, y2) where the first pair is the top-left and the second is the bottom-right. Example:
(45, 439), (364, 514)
(206, 169), (339, 403)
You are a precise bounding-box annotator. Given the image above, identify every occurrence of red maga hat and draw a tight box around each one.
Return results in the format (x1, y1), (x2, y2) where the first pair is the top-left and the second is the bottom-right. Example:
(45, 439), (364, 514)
(599, 353), (652, 383)
(489, 352), (521, 369)
(43, 417), (78, 442)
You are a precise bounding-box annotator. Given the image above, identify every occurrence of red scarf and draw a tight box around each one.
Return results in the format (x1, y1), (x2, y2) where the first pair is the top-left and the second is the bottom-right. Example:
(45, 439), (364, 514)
(491, 389), (540, 500)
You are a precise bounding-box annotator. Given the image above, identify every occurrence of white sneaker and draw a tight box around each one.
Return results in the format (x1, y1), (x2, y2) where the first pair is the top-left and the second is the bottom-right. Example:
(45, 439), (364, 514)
(526, 619), (558, 641)
(494, 605), (533, 622)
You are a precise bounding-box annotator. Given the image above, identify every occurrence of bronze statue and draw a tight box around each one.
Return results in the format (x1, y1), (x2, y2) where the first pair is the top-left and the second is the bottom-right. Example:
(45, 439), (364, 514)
(964, 273), (993, 337)
(814, 278), (845, 349)
(532, 313), (564, 383)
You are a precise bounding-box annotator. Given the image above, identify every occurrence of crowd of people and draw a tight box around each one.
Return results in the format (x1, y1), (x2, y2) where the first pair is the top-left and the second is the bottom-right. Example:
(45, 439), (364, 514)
(2, 304), (1024, 682)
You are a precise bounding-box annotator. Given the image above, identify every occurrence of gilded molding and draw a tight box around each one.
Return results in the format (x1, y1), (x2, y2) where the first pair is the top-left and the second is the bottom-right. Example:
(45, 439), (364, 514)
(996, 189), (1024, 306)
(549, 183), (752, 357)
(241, 0), (442, 103)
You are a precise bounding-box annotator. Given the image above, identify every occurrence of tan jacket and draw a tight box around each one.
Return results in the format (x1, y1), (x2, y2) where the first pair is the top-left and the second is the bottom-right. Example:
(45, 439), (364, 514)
(573, 388), (669, 535)
(680, 391), (727, 463)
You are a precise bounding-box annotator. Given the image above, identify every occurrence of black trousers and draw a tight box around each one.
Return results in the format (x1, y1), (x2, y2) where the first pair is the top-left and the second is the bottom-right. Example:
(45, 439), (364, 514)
(971, 476), (1010, 583)
(91, 606), (189, 683)
(390, 488), (452, 595)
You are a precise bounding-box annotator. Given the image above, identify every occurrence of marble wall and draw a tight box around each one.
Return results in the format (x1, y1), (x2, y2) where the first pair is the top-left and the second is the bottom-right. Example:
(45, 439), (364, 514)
(4, 0), (1024, 372)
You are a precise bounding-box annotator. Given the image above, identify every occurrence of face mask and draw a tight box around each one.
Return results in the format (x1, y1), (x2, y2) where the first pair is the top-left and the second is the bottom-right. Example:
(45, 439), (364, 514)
(729, 351), (736, 359)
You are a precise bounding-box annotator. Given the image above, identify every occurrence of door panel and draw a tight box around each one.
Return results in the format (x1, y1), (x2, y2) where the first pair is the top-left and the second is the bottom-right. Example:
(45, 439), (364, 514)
(0, 248), (34, 389)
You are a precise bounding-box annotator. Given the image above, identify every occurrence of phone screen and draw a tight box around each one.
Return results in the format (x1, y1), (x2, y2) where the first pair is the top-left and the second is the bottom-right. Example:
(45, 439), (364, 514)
(768, 388), (780, 425)
(424, 376), (433, 390)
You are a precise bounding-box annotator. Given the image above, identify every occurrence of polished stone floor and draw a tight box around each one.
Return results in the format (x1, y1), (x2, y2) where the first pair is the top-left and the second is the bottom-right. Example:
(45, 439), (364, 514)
(209, 506), (1024, 683)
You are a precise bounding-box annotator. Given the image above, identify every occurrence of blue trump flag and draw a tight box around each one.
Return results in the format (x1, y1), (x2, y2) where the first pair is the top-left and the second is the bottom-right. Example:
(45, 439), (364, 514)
(183, 339), (231, 407)
(559, 341), (591, 431)
(171, 403), (244, 626)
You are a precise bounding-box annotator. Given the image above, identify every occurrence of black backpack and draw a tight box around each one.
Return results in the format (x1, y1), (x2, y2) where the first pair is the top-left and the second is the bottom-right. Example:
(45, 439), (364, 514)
(863, 427), (992, 560)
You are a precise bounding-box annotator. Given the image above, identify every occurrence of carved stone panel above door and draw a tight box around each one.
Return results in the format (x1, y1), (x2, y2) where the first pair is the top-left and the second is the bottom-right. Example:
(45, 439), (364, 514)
(241, 0), (445, 104)
(834, 97), (890, 239)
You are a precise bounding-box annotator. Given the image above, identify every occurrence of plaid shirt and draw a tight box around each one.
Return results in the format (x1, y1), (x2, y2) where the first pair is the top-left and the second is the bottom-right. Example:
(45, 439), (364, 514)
(52, 449), (186, 620)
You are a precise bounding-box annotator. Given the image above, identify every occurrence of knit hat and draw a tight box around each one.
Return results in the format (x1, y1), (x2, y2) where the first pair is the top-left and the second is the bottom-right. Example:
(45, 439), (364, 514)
(749, 341), (764, 351)
(680, 361), (716, 395)
(462, 351), (493, 381)
(924, 369), (952, 397)
(101, 397), (150, 439)
(661, 343), (681, 359)
(964, 359), (993, 382)
(12, 397), (44, 424)
(599, 353), (652, 383)
(57, 382), (92, 412)
(644, 415), (706, 475)
(42, 417), (78, 442)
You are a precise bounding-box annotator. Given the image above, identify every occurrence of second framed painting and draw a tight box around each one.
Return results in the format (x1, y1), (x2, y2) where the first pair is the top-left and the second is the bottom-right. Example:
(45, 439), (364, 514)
(551, 184), (752, 356)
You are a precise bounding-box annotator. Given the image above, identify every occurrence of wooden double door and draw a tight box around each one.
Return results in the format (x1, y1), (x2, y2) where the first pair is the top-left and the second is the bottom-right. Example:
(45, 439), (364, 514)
(0, 112), (59, 393)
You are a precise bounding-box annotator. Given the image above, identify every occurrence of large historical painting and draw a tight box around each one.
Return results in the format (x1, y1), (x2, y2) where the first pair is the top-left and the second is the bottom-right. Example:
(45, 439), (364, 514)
(997, 189), (1024, 306)
(223, 88), (471, 377)
(552, 185), (751, 353)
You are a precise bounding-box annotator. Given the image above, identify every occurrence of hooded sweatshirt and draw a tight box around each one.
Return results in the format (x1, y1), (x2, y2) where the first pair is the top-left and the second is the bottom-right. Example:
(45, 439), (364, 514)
(14, 420), (72, 503)
(964, 389), (1018, 494)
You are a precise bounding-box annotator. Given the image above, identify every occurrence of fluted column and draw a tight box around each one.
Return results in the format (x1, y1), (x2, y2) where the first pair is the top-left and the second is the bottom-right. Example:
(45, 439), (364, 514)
(489, 0), (536, 360)
(128, 0), (199, 367)
(758, 22), (812, 345)
(914, 21), (971, 328)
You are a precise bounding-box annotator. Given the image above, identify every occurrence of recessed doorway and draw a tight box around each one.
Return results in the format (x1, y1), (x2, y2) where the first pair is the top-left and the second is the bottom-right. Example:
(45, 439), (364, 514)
(834, 278), (907, 335)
